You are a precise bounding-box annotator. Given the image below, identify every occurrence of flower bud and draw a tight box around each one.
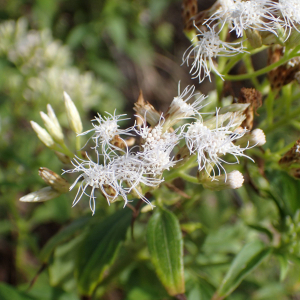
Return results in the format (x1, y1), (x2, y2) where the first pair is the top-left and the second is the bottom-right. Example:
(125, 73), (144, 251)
(64, 91), (83, 134)
(30, 121), (55, 148)
(245, 28), (262, 49)
(133, 90), (161, 127)
(235, 128), (266, 148)
(19, 186), (60, 202)
(39, 167), (70, 193)
(47, 104), (61, 131)
(40, 111), (64, 144)
(201, 170), (244, 191)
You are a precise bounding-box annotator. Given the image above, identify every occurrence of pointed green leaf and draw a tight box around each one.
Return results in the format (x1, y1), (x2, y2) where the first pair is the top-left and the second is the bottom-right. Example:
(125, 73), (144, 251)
(147, 208), (185, 296)
(216, 241), (271, 299)
(75, 208), (132, 295)
(277, 254), (290, 281)
(40, 216), (90, 262)
(247, 224), (273, 241)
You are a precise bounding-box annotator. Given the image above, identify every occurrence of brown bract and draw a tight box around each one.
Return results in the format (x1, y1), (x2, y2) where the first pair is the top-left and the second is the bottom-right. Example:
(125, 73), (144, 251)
(238, 87), (262, 130)
(279, 139), (300, 167)
(268, 46), (300, 90)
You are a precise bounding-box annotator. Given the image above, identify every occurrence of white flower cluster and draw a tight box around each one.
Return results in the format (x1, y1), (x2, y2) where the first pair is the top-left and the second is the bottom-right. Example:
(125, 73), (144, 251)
(0, 18), (119, 111)
(183, 0), (300, 82)
(65, 87), (264, 214)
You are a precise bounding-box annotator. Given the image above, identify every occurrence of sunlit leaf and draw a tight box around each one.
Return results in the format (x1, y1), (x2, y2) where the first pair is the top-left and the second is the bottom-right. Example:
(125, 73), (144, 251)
(147, 208), (185, 296)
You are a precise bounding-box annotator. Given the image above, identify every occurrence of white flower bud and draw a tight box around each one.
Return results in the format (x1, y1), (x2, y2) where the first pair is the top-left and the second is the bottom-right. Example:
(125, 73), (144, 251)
(40, 111), (64, 144)
(249, 128), (266, 146)
(64, 91), (83, 134)
(19, 186), (60, 202)
(201, 170), (244, 191)
(235, 128), (266, 148)
(47, 104), (60, 129)
(30, 121), (55, 148)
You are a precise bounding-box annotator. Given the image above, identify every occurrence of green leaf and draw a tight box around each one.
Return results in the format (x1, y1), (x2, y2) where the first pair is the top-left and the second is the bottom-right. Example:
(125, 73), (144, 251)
(0, 283), (37, 300)
(147, 208), (185, 296)
(40, 216), (90, 262)
(247, 224), (273, 241)
(277, 254), (290, 281)
(75, 208), (132, 295)
(49, 234), (85, 291)
(215, 241), (271, 299)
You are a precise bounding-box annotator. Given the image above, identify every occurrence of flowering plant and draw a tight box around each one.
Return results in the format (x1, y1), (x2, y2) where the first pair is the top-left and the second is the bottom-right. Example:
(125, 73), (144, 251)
(2, 0), (300, 299)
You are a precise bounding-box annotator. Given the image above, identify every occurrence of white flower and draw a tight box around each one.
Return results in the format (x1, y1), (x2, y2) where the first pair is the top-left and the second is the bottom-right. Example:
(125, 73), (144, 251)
(64, 156), (118, 214)
(206, 0), (279, 38)
(135, 116), (179, 152)
(166, 84), (207, 125)
(65, 151), (165, 213)
(138, 146), (177, 176)
(182, 26), (245, 82)
(80, 111), (133, 157)
(184, 112), (252, 178)
(110, 154), (162, 206)
(275, 0), (300, 39)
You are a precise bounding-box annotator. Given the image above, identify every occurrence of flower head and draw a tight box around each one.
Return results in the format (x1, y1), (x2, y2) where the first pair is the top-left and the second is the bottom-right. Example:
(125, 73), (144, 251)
(64, 156), (118, 214)
(182, 26), (245, 82)
(80, 111), (133, 158)
(275, 0), (300, 39)
(135, 116), (179, 152)
(206, 0), (279, 38)
(165, 84), (207, 125)
(184, 111), (252, 178)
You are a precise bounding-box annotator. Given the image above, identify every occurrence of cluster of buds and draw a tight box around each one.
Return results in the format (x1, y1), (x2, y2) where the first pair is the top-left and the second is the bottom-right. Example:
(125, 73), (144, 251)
(20, 93), (83, 202)
(182, 0), (300, 83)
(282, 210), (300, 256)
(30, 92), (82, 159)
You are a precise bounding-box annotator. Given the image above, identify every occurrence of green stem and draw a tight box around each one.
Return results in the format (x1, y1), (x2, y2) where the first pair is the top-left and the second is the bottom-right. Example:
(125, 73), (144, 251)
(60, 143), (75, 158)
(275, 141), (296, 155)
(243, 55), (260, 89)
(265, 89), (274, 126)
(264, 105), (300, 134)
(223, 48), (300, 81)
(52, 144), (74, 158)
(283, 84), (292, 117)
(76, 135), (81, 152)
(179, 172), (199, 184)
(222, 46), (268, 75)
